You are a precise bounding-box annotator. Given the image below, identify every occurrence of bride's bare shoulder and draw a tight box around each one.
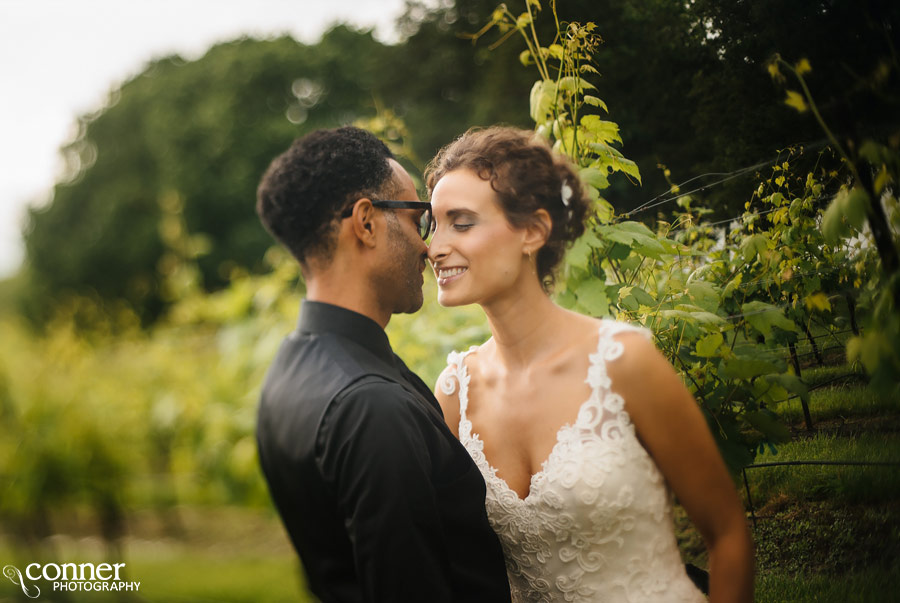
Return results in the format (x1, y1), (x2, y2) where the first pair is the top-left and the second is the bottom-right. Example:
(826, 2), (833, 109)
(559, 309), (606, 339)
(563, 311), (658, 373)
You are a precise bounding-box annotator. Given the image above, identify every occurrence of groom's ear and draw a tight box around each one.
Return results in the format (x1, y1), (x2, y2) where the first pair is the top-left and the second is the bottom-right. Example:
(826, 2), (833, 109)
(523, 209), (552, 253)
(347, 198), (380, 248)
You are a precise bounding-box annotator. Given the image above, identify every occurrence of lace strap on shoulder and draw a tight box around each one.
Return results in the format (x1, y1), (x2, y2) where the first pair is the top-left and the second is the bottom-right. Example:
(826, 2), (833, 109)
(440, 348), (476, 438)
(587, 320), (652, 391)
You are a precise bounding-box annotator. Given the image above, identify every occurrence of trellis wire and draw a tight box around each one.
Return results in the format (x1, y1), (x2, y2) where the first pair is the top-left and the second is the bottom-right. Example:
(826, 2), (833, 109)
(619, 138), (831, 218)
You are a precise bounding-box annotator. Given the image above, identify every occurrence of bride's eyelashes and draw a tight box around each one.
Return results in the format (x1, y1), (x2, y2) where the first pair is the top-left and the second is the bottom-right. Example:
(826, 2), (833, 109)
(433, 217), (475, 232)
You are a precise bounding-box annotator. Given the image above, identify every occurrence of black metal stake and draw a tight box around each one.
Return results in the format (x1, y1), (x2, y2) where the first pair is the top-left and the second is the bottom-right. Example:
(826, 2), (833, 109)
(742, 467), (757, 529)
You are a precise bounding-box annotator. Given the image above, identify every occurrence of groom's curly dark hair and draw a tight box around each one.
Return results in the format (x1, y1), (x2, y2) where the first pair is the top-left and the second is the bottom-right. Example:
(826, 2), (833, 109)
(256, 126), (397, 267)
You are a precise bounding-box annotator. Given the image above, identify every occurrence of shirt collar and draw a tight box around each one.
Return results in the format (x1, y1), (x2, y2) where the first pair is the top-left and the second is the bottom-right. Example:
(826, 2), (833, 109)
(297, 300), (395, 363)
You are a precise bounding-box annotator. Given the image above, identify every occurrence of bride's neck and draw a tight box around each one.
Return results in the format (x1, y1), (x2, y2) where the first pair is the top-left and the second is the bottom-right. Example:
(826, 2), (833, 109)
(482, 278), (565, 370)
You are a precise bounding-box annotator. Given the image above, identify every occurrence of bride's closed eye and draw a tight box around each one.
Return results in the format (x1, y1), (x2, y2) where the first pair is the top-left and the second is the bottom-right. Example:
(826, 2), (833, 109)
(452, 222), (475, 232)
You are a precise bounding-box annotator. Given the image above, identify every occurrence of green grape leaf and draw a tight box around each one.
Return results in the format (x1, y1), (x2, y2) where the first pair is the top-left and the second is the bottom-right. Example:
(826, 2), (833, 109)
(557, 288), (577, 309)
(602, 222), (665, 258)
(515, 12), (533, 29)
(615, 221), (656, 237)
(575, 279), (610, 316)
(804, 292), (832, 312)
(607, 242), (631, 260)
(598, 225), (636, 246)
(742, 301), (799, 338)
(579, 166), (609, 190)
(620, 293), (639, 311)
(765, 373), (810, 404)
(846, 335), (863, 365)
(855, 331), (890, 374)
(723, 273), (743, 298)
(662, 308), (726, 326)
(740, 234), (768, 262)
(822, 187), (869, 243)
(687, 281), (721, 313)
(529, 80), (557, 124)
(710, 417), (756, 474)
(594, 197), (613, 222)
(580, 115), (622, 144)
(583, 95), (607, 110)
(566, 236), (594, 267)
(743, 410), (791, 443)
(718, 357), (781, 379)
(629, 286), (656, 307)
(695, 332), (724, 357)
(858, 140), (885, 164)
(519, 49), (533, 66)
(843, 186), (870, 230)
(784, 90), (808, 112)
(822, 191), (851, 243)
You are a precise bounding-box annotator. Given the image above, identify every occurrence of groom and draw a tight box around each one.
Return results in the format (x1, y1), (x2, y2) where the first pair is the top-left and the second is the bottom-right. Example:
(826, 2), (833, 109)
(254, 126), (511, 602)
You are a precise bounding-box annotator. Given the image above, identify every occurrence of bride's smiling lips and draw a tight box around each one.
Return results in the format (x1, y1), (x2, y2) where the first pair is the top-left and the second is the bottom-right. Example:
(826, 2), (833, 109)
(435, 265), (468, 287)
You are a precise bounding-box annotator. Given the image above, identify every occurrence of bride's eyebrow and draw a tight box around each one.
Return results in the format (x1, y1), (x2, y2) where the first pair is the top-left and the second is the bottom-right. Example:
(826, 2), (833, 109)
(445, 208), (479, 220)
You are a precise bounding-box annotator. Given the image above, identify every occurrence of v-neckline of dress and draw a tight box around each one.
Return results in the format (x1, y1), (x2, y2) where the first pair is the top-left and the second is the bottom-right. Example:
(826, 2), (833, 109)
(454, 322), (614, 504)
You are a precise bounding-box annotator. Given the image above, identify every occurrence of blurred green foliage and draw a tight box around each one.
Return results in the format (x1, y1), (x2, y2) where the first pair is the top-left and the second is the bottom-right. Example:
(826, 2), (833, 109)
(16, 0), (899, 326)
(22, 31), (390, 324)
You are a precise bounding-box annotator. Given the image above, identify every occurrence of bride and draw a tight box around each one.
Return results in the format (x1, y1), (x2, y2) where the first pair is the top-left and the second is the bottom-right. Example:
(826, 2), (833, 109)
(425, 127), (754, 602)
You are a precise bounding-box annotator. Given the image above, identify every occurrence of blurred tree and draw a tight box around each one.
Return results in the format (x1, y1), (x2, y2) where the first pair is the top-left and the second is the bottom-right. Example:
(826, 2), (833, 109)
(389, 0), (719, 209)
(383, 0), (534, 164)
(20, 1), (898, 325)
(23, 29), (391, 325)
(680, 0), (899, 215)
(397, 0), (899, 216)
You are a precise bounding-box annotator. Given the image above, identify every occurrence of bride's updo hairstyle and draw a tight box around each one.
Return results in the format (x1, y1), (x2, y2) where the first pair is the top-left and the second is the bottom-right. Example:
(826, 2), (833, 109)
(425, 126), (591, 289)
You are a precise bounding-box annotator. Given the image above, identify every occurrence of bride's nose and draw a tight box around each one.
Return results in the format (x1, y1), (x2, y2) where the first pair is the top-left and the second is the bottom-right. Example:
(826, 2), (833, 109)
(427, 227), (448, 263)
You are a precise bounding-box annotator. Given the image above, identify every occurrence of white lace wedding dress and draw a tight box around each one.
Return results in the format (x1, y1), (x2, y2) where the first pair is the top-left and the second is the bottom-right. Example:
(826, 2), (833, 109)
(441, 321), (706, 602)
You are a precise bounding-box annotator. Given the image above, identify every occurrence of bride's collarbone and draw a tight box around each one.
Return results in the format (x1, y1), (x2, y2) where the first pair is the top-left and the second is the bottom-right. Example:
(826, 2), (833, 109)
(471, 361), (591, 410)
(466, 373), (593, 492)
(472, 343), (591, 392)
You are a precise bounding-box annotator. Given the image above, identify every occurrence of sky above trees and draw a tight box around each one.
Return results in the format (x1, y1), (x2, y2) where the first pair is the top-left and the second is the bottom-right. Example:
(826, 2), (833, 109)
(0, 0), (410, 277)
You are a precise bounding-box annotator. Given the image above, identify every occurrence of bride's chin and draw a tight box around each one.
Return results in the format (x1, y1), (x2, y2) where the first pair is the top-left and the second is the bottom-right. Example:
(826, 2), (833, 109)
(437, 292), (465, 308)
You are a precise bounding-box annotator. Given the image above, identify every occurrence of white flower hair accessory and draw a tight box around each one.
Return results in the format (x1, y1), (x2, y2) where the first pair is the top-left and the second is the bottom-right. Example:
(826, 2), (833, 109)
(560, 182), (573, 206)
(560, 181), (574, 222)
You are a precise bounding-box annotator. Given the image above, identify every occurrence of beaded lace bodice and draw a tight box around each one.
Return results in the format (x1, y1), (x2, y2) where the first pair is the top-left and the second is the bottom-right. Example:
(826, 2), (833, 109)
(441, 321), (705, 602)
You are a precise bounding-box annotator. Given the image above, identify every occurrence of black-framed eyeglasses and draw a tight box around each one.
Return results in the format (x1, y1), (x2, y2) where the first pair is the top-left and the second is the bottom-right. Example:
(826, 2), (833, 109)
(341, 200), (433, 240)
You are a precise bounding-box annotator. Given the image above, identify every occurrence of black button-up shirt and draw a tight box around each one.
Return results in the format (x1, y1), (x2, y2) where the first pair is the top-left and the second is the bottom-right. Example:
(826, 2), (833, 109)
(257, 301), (511, 602)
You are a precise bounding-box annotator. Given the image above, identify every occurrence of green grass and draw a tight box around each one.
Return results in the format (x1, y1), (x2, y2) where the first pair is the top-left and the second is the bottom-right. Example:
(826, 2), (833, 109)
(713, 365), (899, 600)
(799, 364), (866, 388)
(128, 553), (310, 603)
(745, 366), (900, 601)
(777, 380), (896, 425)
(747, 431), (900, 506)
(755, 565), (900, 602)
(751, 501), (900, 573)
